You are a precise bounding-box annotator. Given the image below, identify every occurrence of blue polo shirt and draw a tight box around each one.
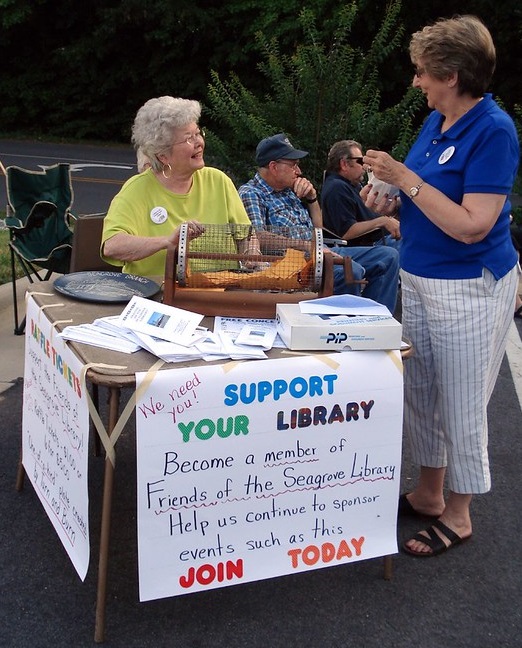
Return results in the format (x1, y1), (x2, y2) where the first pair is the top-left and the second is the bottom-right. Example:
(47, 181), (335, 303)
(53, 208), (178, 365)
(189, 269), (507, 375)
(400, 93), (519, 280)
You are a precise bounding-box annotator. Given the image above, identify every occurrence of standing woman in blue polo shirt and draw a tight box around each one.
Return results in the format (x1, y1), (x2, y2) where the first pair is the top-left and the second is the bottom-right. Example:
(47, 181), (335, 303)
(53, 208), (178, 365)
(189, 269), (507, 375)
(365, 15), (520, 557)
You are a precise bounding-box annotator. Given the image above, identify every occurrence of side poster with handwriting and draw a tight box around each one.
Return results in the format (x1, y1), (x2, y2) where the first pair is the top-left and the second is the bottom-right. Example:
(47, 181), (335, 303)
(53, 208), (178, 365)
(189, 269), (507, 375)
(136, 351), (403, 602)
(22, 295), (90, 580)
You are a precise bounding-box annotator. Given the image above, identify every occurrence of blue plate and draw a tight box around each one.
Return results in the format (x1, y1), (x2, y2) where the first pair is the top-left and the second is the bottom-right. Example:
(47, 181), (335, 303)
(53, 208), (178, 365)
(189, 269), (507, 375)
(54, 271), (161, 303)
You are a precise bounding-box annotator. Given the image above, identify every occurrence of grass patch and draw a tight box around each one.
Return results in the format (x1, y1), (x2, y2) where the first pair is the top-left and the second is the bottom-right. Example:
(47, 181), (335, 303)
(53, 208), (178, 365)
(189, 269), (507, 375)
(0, 227), (25, 285)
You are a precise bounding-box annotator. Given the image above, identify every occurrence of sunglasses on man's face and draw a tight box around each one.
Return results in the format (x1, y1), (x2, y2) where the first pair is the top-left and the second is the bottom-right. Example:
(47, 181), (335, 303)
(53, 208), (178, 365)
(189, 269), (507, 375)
(345, 156), (364, 166)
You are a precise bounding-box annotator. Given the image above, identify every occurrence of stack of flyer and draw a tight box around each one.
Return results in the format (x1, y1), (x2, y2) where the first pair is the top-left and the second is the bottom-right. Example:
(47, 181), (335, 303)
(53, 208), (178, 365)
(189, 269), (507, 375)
(276, 295), (402, 351)
(58, 296), (283, 362)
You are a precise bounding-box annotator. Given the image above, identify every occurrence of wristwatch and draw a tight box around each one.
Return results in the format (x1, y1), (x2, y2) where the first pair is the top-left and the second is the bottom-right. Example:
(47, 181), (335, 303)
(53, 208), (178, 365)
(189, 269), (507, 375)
(409, 181), (424, 198)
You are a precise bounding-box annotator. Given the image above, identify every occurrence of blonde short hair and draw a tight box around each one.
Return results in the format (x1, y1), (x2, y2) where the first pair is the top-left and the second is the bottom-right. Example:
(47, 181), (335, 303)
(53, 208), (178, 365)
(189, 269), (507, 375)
(409, 15), (496, 97)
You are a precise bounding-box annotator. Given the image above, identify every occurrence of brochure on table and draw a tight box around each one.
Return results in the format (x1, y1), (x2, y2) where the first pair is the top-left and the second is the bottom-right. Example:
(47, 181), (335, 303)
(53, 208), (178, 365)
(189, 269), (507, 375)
(23, 295), (90, 580)
(118, 295), (204, 346)
(135, 349), (403, 601)
(59, 311), (283, 361)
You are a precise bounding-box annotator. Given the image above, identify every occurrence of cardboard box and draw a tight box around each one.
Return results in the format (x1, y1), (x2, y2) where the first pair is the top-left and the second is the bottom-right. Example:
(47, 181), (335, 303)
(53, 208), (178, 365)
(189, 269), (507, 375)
(276, 303), (402, 351)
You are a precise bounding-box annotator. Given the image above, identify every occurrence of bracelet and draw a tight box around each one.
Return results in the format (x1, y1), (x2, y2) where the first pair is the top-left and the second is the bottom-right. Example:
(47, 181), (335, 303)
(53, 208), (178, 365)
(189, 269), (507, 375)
(304, 197), (318, 204)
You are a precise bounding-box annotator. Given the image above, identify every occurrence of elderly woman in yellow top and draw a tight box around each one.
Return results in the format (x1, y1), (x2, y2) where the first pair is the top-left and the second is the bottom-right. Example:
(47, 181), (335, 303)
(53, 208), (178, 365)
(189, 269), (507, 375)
(102, 96), (256, 277)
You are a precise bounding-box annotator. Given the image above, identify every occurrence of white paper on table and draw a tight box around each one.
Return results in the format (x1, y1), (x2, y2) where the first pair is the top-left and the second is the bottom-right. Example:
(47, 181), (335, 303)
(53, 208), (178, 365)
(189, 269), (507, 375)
(118, 295), (203, 345)
(157, 352), (203, 363)
(235, 322), (278, 349)
(195, 331), (227, 355)
(218, 331), (267, 359)
(93, 315), (142, 343)
(131, 330), (206, 360)
(196, 332), (230, 361)
(214, 316), (286, 349)
(58, 324), (141, 353)
(299, 294), (392, 317)
(200, 354), (230, 362)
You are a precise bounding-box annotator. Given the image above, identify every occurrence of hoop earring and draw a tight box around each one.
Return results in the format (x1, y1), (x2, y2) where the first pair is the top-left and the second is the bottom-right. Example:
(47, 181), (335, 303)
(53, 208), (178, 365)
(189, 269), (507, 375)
(162, 163), (172, 179)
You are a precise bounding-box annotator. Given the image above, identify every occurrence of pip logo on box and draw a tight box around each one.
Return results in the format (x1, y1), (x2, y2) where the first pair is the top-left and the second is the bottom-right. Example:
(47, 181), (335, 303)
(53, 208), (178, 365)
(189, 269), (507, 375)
(322, 332), (348, 344)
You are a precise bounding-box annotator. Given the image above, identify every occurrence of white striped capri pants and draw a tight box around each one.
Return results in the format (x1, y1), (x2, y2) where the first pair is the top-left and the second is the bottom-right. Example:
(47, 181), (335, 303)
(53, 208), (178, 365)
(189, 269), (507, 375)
(401, 264), (519, 494)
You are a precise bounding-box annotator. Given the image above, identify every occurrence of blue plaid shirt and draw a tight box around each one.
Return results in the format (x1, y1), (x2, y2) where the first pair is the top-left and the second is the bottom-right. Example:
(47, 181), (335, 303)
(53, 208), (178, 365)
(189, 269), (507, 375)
(238, 173), (312, 240)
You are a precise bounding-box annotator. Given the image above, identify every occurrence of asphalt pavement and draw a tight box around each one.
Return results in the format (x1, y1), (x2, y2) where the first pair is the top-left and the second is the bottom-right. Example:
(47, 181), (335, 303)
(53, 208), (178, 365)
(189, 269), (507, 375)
(0, 138), (136, 216)
(0, 279), (521, 647)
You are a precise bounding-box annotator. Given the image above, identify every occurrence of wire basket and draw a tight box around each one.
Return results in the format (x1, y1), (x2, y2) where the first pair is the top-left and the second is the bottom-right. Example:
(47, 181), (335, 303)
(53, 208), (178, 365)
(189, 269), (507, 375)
(163, 223), (331, 317)
(175, 222), (324, 292)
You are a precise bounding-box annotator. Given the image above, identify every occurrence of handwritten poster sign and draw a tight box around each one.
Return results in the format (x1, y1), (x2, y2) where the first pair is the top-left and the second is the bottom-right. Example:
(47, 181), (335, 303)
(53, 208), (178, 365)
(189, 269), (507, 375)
(23, 295), (90, 580)
(136, 350), (403, 602)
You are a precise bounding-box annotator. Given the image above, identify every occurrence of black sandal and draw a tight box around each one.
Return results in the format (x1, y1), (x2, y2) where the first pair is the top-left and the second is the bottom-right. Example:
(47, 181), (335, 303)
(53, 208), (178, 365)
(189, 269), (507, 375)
(515, 305), (522, 319)
(402, 519), (471, 558)
(398, 493), (438, 519)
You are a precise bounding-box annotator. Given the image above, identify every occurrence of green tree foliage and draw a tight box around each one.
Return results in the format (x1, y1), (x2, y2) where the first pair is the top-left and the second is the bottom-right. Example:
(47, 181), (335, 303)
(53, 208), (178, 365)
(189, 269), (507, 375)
(206, 2), (425, 186)
(0, 0), (233, 139)
(0, 0), (520, 157)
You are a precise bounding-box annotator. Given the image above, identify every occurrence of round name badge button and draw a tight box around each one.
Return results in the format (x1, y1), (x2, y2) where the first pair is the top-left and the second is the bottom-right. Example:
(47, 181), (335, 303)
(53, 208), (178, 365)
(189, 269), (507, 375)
(150, 207), (168, 224)
(439, 146), (455, 165)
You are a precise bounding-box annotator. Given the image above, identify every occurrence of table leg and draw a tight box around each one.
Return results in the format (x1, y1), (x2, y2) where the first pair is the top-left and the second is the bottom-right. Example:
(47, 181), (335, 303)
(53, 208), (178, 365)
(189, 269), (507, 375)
(94, 386), (120, 643)
(92, 383), (101, 457)
(16, 455), (26, 491)
(383, 554), (393, 580)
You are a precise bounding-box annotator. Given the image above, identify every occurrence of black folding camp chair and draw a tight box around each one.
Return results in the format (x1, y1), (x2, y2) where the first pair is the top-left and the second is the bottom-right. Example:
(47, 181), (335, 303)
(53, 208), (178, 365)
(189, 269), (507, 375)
(2, 162), (75, 334)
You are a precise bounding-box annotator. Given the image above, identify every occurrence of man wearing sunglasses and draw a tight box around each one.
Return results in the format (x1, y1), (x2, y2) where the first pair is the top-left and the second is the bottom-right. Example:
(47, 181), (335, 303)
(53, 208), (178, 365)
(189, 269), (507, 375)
(321, 139), (402, 249)
(239, 133), (400, 312)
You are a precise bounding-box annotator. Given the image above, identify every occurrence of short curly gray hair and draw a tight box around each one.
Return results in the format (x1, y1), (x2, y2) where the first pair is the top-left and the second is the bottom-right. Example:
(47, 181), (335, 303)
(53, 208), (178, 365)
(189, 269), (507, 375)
(131, 96), (202, 172)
